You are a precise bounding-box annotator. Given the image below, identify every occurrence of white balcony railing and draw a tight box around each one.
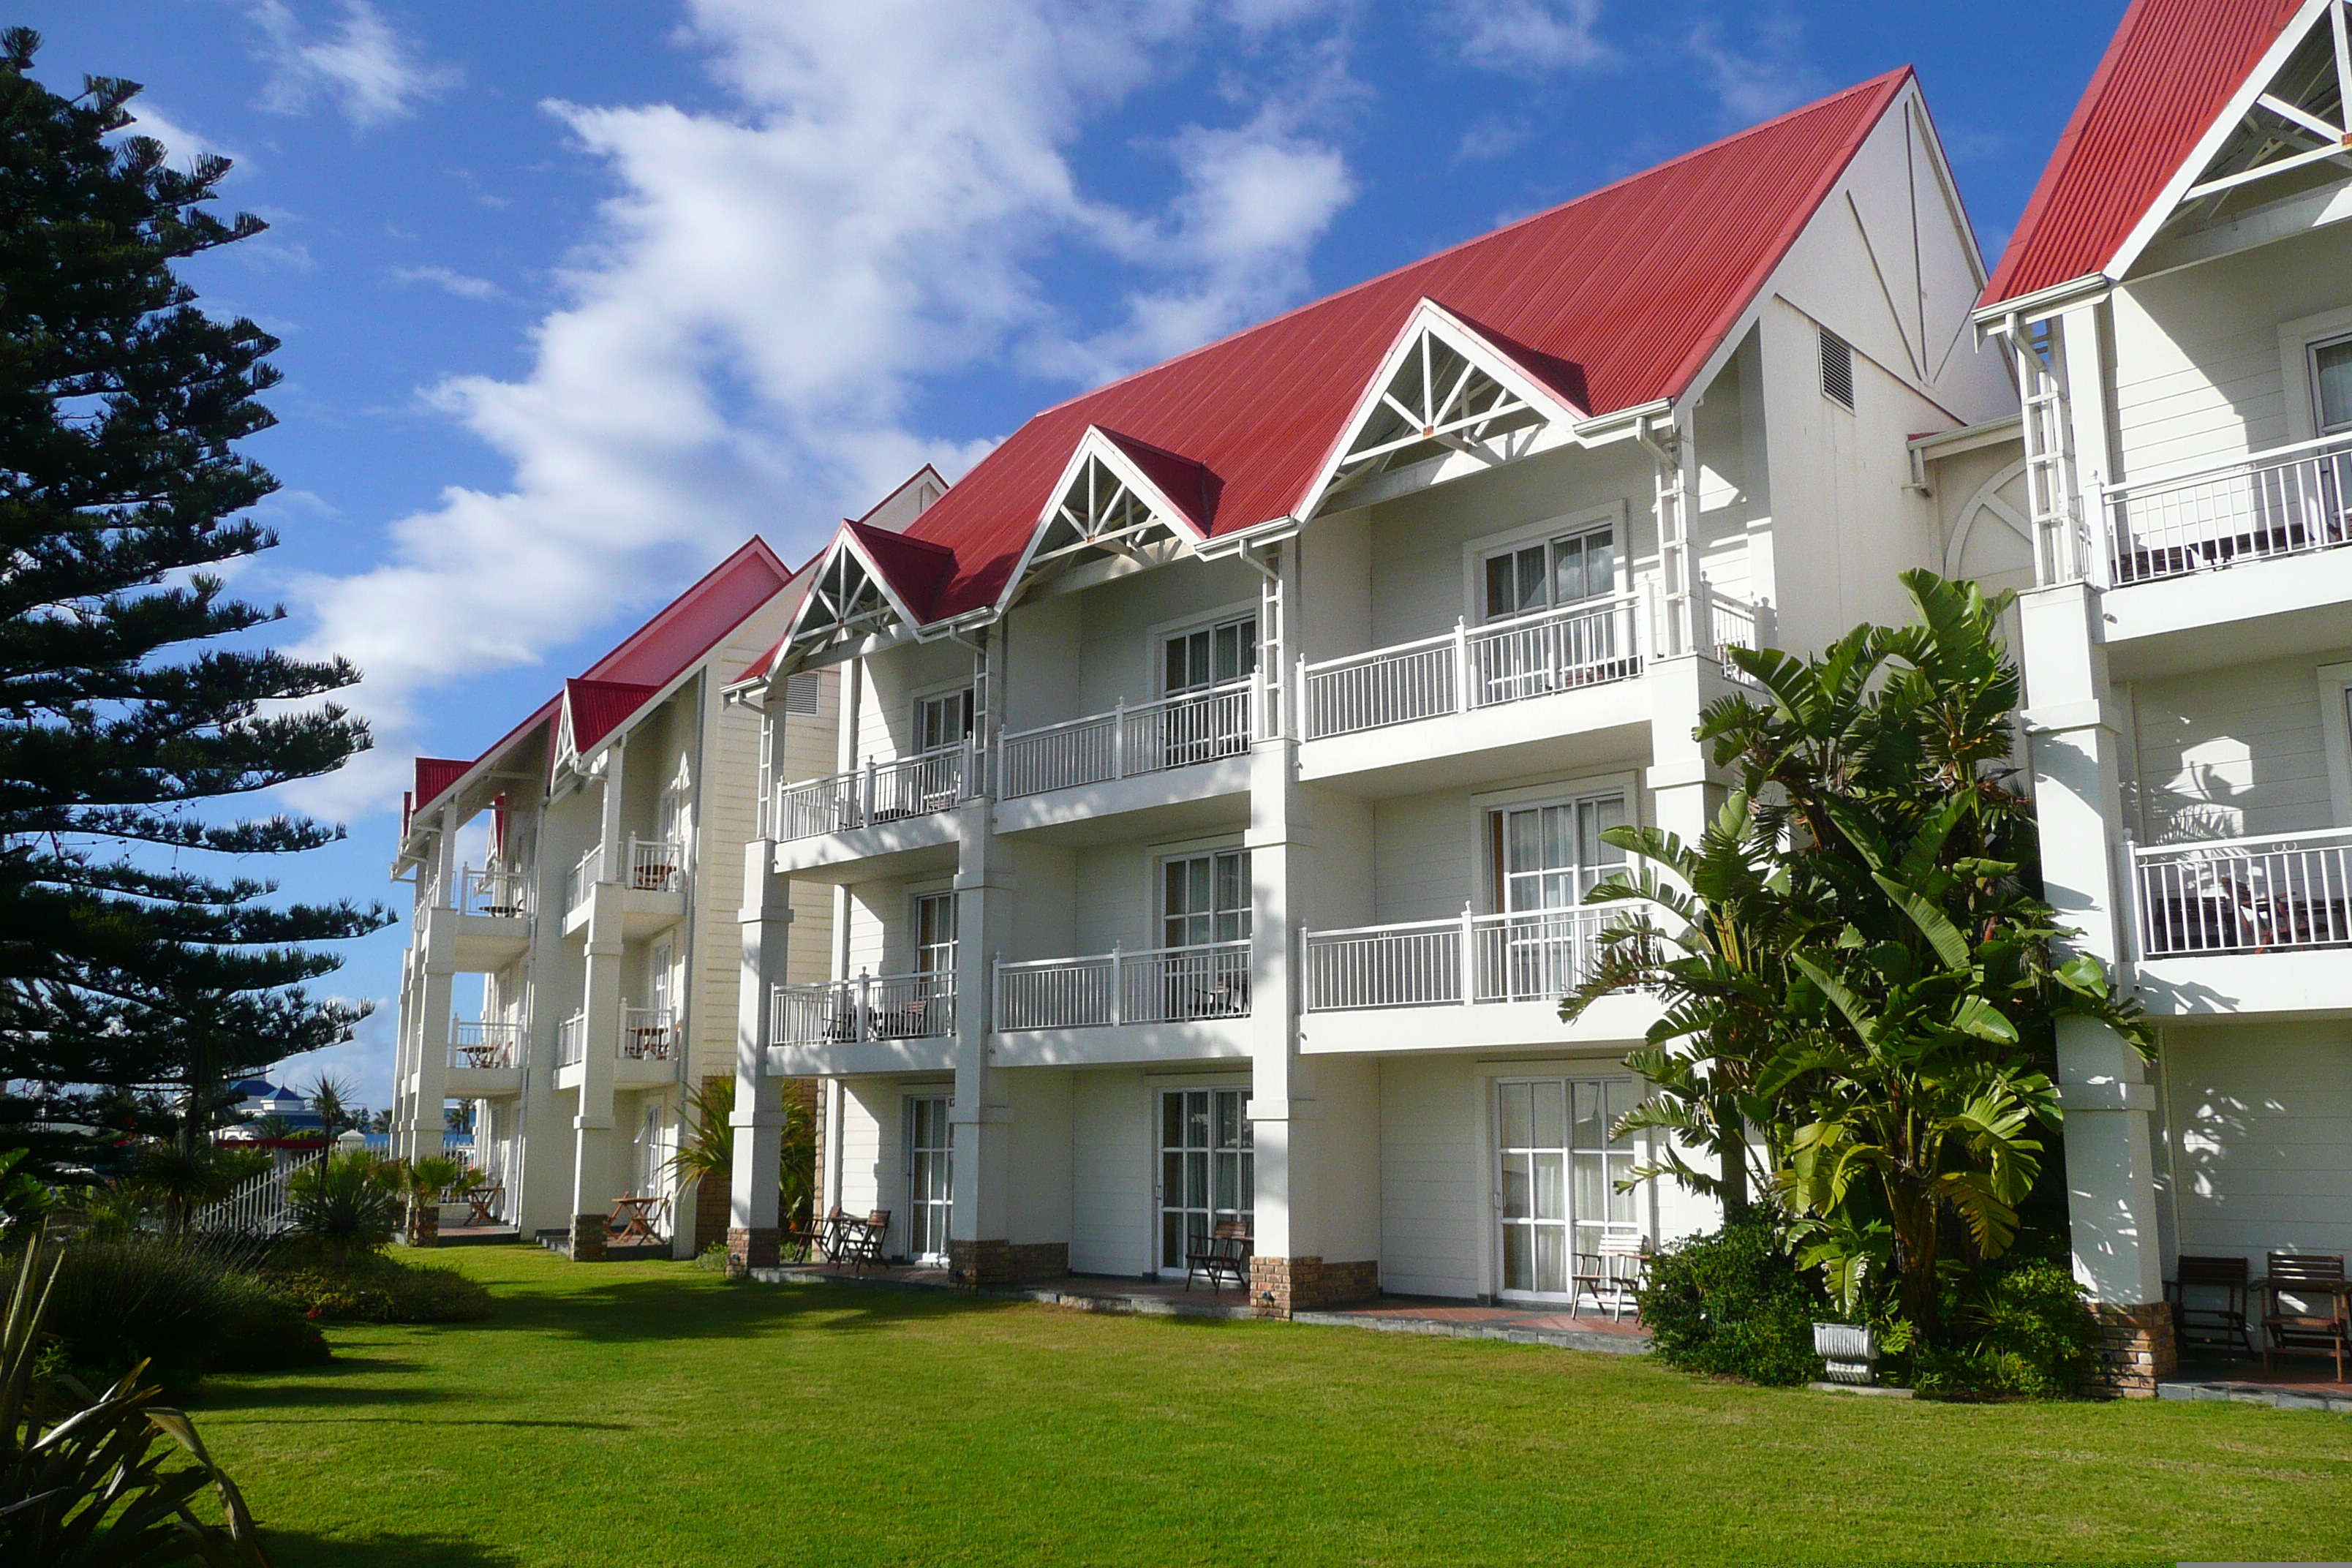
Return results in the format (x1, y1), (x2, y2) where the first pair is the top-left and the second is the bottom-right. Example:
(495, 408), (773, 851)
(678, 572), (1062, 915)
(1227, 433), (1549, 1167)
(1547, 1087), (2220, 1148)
(626, 837), (684, 893)
(2133, 826), (2352, 958)
(995, 939), (1252, 1030)
(772, 742), (972, 842)
(557, 1012), (587, 1069)
(447, 863), (532, 918)
(1304, 906), (1618, 1011)
(564, 847), (600, 917)
(448, 1019), (522, 1071)
(1303, 594), (1644, 741)
(998, 682), (1254, 799)
(2104, 431), (2352, 587)
(770, 970), (956, 1047)
(622, 1006), (679, 1060)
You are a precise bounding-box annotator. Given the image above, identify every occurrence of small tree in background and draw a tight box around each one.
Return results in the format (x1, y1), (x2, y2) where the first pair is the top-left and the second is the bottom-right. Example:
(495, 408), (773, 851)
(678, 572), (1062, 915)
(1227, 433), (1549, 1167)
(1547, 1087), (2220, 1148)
(0, 29), (391, 1178)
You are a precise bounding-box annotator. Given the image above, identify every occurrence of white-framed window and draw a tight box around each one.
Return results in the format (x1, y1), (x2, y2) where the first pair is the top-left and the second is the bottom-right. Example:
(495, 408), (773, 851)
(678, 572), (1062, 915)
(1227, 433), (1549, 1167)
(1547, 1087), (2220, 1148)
(1494, 1075), (1638, 1300)
(1480, 521), (1618, 623)
(1161, 848), (1251, 948)
(1162, 613), (1257, 696)
(649, 938), (674, 1017)
(912, 889), (957, 976)
(2311, 332), (2352, 435)
(913, 687), (974, 753)
(1486, 790), (1629, 913)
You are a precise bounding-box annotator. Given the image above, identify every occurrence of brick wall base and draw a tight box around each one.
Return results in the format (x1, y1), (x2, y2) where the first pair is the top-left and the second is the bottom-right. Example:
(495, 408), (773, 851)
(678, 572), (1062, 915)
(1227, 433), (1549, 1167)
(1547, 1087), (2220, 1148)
(727, 1226), (780, 1277)
(2085, 1301), (2176, 1397)
(949, 1239), (1070, 1289)
(570, 1213), (608, 1263)
(1248, 1256), (1379, 1318)
(406, 1206), (440, 1248)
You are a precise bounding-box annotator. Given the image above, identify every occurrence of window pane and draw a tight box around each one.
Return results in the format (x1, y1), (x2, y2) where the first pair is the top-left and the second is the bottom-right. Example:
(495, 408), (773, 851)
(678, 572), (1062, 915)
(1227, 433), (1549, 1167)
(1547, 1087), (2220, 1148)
(1515, 546), (1546, 611)
(1165, 860), (1188, 916)
(1501, 1082), (1532, 1149)
(1535, 1224), (1566, 1294)
(1553, 535), (1585, 604)
(1534, 1080), (1567, 1148)
(1163, 1151), (1182, 1205)
(1502, 1224), (1531, 1291)
(1586, 534), (1616, 597)
(1189, 633), (1210, 689)
(1543, 804), (1572, 873)
(1215, 1151), (1237, 1210)
(1187, 1090), (1210, 1147)
(1574, 1081), (1604, 1149)
(1163, 1093), (1183, 1148)
(1188, 858), (1211, 915)
(1484, 554), (1516, 620)
(1501, 1152), (1531, 1219)
(1186, 1150), (1208, 1207)
(1213, 624), (1239, 683)
(1575, 1151), (1605, 1229)
(1534, 1152), (1564, 1221)
(2317, 338), (2352, 432)
(1165, 637), (1188, 692)
(1507, 809), (1540, 879)
(1240, 1152), (1254, 1211)
(1237, 618), (1259, 675)
(1216, 1090), (1239, 1150)
(1164, 1211), (1184, 1268)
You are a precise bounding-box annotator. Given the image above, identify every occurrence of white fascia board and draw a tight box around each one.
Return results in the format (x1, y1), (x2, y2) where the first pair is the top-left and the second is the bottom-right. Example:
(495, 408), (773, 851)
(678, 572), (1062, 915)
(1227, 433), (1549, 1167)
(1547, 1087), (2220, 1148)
(2102, 0), (2336, 284)
(1292, 297), (1591, 524)
(987, 426), (1213, 618)
(1971, 274), (2114, 336)
(774, 529), (927, 668)
(1909, 414), (2025, 461)
(1191, 514), (1301, 561)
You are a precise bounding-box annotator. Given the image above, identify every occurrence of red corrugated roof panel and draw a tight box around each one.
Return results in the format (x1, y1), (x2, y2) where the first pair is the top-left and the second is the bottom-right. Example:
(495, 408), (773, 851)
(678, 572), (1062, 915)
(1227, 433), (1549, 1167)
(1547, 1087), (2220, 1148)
(1981, 0), (2307, 307)
(564, 678), (660, 755)
(892, 69), (1912, 621)
(1098, 429), (1217, 536)
(413, 757), (471, 810)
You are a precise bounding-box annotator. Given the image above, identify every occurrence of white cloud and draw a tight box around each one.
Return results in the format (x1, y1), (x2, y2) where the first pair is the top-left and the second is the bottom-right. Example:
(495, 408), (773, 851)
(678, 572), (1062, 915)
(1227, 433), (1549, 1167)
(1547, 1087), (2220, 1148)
(1688, 15), (1828, 129)
(392, 265), (501, 301)
(1441, 0), (1614, 76)
(281, 0), (1359, 820)
(1454, 114), (1531, 164)
(249, 0), (459, 129)
(116, 99), (252, 172)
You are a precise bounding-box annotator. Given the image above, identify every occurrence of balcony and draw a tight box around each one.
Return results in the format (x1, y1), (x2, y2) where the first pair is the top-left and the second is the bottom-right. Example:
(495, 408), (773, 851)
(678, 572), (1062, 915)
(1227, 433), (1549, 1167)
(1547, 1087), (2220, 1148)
(557, 1011), (587, 1069)
(1297, 584), (1758, 791)
(448, 1019), (522, 1071)
(1297, 906), (1656, 1053)
(2105, 433), (2352, 587)
(2130, 826), (2352, 1018)
(994, 683), (1256, 834)
(773, 744), (973, 842)
(766, 971), (956, 1075)
(990, 940), (1252, 1066)
(423, 862), (533, 969)
(562, 837), (687, 935)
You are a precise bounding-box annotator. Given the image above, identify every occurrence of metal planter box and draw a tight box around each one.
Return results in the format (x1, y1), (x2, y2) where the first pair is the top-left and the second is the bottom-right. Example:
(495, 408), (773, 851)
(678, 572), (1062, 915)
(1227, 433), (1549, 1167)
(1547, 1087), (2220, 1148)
(1813, 1322), (1880, 1385)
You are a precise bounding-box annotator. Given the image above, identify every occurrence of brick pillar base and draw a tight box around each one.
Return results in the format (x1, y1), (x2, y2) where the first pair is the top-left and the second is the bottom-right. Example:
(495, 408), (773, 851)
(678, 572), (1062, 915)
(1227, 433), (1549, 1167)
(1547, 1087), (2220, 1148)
(1248, 1256), (1379, 1318)
(570, 1213), (608, 1263)
(947, 1239), (1068, 1289)
(726, 1225), (779, 1277)
(406, 1206), (440, 1248)
(2085, 1301), (2176, 1397)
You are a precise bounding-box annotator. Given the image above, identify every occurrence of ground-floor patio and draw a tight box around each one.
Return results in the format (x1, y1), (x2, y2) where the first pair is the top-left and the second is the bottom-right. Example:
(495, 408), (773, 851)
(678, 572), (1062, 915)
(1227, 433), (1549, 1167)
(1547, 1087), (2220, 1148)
(192, 1247), (2352, 1567)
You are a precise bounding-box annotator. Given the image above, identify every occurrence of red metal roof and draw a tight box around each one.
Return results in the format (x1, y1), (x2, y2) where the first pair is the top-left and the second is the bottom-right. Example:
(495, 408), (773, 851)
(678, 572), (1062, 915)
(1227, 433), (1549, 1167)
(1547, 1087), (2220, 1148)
(413, 757), (471, 809)
(563, 678), (660, 755)
(405, 538), (799, 827)
(1098, 429), (1217, 535)
(1980, 0), (2307, 307)
(872, 69), (1910, 623)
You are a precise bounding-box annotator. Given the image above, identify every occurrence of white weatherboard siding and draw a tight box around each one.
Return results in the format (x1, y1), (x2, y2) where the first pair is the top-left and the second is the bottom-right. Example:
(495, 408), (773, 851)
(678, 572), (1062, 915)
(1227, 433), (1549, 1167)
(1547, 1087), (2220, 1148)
(1377, 1055), (1483, 1299)
(2127, 655), (2342, 844)
(1009, 1069), (1075, 1248)
(2110, 222), (2352, 481)
(1070, 1068), (1153, 1276)
(2166, 1023), (2352, 1265)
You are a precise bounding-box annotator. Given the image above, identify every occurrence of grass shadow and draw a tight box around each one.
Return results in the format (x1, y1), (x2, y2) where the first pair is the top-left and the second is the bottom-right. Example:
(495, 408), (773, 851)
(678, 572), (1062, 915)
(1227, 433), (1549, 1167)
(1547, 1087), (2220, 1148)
(464, 1268), (1033, 1347)
(257, 1530), (523, 1568)
(192, 1379), (459, 1413)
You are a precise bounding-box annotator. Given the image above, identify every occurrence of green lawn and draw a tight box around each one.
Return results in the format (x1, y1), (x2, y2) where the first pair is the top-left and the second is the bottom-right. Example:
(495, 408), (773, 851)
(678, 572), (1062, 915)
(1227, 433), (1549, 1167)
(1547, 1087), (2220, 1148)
(192, 1246), (2350, 1567)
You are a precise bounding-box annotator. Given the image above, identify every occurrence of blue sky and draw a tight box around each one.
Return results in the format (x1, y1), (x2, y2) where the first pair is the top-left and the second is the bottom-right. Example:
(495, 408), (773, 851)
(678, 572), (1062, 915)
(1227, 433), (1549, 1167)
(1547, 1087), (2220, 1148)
(26, 0), (2128, 1110)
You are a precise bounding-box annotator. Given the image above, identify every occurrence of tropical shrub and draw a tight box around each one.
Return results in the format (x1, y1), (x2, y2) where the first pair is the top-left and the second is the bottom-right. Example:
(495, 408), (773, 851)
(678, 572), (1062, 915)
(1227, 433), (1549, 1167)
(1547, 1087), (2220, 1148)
(34, 1235), (325, 1391)
(1910, 1254), (2099, 1398)
(669, 1078), (817, 1230)
(288, 1150), (402, 1251)
(1, 1239), (272, 1567)
(265, 1248), (491, 1324)
(1636, 1220), (1825, 1386)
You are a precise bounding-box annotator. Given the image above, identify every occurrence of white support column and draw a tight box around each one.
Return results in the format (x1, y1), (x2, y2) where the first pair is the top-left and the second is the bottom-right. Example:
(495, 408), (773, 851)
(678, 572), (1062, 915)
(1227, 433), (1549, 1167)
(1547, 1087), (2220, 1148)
(2017, 581), (2168, 1331)
(569, 741), (626, 1259)
(401, 808), (461, 1164)
(727, 838), (790, 1273)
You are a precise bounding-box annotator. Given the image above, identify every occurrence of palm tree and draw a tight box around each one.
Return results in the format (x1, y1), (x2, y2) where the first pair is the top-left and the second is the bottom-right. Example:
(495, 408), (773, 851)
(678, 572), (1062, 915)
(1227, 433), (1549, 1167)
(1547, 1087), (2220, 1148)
(669, 1079), (816, 1231)
(304, 1072), (361, 1139)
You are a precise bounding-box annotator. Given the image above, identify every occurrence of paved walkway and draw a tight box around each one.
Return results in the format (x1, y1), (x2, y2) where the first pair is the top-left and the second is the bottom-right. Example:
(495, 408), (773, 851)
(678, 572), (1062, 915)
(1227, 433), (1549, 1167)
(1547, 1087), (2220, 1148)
(750, 1262), (1650, 1354)
(2162, 1357), (2352, 1413)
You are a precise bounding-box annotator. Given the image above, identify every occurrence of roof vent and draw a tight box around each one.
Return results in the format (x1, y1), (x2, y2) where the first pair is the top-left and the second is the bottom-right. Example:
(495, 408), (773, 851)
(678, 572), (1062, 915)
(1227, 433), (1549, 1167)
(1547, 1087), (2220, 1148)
(1819, 327), (1855, 412)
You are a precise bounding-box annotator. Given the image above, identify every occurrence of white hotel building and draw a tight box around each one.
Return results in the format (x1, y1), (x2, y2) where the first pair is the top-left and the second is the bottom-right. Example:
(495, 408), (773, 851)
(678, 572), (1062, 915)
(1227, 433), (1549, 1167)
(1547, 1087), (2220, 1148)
(716, 70), (2014, 1313)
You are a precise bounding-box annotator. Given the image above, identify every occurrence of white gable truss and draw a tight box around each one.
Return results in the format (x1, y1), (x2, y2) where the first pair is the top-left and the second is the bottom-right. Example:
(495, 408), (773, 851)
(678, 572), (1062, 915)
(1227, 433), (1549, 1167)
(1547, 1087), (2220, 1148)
(775, 529), (930, 665)
(1297, 299), (1588, 521)
(2111, 0), (2352, 278)
(996, 426), (1213, 607)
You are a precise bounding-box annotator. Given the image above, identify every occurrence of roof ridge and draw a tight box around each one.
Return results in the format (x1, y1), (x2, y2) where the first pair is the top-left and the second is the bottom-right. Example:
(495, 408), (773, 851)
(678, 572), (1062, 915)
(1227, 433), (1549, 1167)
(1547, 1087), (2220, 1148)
(1017, 68), (1915, 422)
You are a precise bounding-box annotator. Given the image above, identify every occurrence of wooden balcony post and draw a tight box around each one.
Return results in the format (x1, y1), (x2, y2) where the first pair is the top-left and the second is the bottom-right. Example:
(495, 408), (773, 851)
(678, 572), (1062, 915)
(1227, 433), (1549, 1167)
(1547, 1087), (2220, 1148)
(1451, 619), (1471, 715)
(862, 757), (877, 826)
(856, 967), (872, 1044)
(1112, 697), (1126, 780)
(1108, 943), (1123, 1028)
(1294, 652), (1309, 739)
(1458, 902), (1477, 1006)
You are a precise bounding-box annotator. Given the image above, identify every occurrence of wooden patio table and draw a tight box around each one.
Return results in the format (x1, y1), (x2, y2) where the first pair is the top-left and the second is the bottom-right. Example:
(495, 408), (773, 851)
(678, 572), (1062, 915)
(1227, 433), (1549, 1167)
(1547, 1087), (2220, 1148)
(607, 1194), (664, 1246)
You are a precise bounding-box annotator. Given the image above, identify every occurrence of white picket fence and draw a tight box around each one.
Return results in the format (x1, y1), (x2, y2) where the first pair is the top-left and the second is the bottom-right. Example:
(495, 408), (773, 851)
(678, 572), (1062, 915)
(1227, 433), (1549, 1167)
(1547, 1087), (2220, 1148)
(190, 1148), (327, 1237)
